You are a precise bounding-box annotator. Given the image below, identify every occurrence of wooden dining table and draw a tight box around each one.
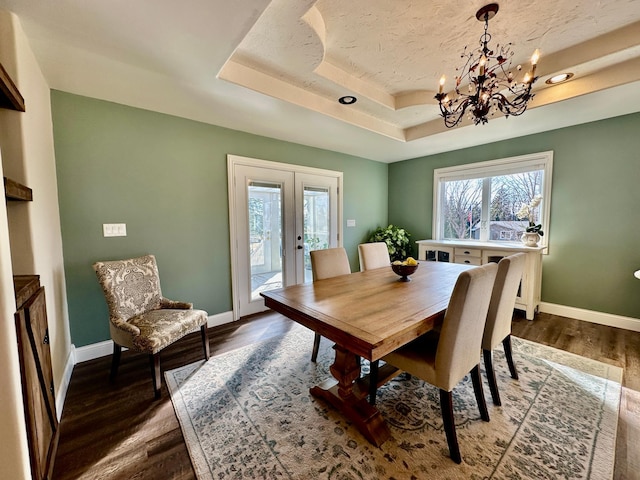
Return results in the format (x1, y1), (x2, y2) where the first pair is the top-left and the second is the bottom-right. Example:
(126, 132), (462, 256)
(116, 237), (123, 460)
(260, 260), (474, 447)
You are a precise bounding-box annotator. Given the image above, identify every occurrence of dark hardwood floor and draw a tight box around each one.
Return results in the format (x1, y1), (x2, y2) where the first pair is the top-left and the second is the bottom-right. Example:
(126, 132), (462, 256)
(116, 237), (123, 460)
(52, 311), (640, 480)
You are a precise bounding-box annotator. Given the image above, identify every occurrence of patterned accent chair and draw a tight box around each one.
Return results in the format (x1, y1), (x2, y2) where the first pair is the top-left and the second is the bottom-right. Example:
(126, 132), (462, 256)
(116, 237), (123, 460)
(93, 254), (210, 398)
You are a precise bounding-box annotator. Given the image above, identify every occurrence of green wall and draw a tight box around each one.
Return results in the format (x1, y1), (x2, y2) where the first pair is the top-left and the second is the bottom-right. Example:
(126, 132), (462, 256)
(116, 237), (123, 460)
(51, 91), (388, 347)
(389, 112), (640, 318)
(52, 90), (640, 347)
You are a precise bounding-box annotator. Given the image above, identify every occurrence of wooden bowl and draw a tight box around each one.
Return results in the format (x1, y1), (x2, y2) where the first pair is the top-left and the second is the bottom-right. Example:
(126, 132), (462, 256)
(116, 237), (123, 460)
(391, 263), (419, 282)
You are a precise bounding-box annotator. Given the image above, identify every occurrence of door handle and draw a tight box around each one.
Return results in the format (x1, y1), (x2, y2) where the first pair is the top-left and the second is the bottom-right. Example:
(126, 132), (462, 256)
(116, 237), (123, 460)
(297, 245), (303, 250)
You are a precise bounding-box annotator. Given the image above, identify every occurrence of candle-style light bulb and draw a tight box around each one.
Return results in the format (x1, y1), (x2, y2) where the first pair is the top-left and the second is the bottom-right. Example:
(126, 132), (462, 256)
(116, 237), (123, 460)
(530, 49), (540, 76)
(479, 55), (487, 76)
(439, 75), (446, 94)
(531, 49), (540, 66)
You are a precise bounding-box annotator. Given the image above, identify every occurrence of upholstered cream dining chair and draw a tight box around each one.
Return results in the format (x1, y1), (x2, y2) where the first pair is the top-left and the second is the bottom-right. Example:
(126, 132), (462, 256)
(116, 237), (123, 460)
(357, 241), (392, 402)
(380, 262), (498, 464)
(93, 254), (210, 398)
(482, 253), (526, 406)
(309, 247), (351, 361)
(358, 242), (391, 271)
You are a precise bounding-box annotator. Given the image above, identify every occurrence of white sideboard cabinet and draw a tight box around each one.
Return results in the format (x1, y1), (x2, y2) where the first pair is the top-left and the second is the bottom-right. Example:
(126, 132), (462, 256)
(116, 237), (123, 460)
(416, 240), (545, 320)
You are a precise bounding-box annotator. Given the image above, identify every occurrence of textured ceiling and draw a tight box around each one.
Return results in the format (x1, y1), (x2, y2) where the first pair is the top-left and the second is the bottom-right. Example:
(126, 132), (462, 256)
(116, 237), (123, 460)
(220, 0), (640, 141)
(1, 0), (640, 162)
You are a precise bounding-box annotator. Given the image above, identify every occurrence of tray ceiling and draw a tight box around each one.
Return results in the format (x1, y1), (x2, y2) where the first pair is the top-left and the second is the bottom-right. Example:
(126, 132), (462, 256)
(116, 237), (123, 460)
(1, 0), (640, 162)
(220, 0), (640, 141)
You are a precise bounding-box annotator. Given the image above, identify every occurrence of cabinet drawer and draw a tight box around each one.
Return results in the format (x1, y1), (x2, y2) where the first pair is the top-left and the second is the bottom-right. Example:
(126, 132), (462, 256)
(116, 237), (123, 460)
(454, 256), (482, 266)
(454, 248), (482, 258)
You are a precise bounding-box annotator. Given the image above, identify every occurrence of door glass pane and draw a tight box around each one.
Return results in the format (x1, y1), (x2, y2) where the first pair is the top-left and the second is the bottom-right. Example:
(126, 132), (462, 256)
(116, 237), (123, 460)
(248, 182), (282, 300)
(441, 179), (483, 240)
(303, 186), (330, 283)
(489, 170), (543, 241)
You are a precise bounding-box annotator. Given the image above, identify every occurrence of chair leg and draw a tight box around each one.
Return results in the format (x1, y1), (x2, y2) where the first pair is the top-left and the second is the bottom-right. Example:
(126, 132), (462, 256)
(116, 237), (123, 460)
(149, 353), (161, 399)
(503, 335), (519, 380)
(368, 360), (379, 405)
(311, 333), (321, 362)
(470, 364), (490, 422)
(201, 325), (210, 360)
(439, 389), (461, 464)
(483, 349), (502, 406)
(110, 343), (122, 382)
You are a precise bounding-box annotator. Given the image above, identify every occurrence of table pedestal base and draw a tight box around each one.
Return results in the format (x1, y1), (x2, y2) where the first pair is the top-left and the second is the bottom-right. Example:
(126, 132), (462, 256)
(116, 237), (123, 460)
(310, 344), (391, 447)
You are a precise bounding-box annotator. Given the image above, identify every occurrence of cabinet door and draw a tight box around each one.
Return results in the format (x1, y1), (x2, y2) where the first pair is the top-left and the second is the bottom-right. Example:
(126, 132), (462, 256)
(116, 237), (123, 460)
(482, 251), (527, 304)
(16, 287), (58, 480)
(418, 245), (453, 262)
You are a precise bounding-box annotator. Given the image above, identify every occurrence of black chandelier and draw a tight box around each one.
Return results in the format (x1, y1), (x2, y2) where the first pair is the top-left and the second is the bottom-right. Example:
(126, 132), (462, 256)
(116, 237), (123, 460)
(435, 3), (540, 128)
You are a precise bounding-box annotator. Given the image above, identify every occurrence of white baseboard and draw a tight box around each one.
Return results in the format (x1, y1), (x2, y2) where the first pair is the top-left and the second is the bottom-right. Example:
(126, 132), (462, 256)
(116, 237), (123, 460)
(539, 302), (640, 332)
(55, 346), (75, 421)
(74, 338), (115, 363)
(54, 305), (639, 419)
(207, 310), (234, 328)
(73, 312), (235, 364)
(69, 305), (640, 366)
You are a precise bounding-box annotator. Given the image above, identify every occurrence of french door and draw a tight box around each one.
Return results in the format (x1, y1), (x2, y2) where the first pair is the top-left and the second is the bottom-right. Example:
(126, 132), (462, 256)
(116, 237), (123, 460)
(228, 155), (342, 319)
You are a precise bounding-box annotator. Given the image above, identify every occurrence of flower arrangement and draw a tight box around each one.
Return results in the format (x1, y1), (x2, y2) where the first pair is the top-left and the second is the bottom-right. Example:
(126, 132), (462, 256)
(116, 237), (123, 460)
(516, 194), (544, 236)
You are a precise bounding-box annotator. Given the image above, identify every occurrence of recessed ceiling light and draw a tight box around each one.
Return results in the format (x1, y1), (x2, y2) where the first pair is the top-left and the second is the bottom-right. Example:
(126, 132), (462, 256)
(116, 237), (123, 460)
(545, 73), (574, 85)
(338, 96), (357, 105)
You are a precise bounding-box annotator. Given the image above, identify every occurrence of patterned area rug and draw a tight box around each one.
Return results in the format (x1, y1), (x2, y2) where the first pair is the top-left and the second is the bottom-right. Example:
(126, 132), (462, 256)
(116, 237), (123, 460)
(166, 324), (622, 480)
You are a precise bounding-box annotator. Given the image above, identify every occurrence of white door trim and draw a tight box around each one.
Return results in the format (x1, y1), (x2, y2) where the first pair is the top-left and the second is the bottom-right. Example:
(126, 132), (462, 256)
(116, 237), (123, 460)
(227, 155), (344, 320)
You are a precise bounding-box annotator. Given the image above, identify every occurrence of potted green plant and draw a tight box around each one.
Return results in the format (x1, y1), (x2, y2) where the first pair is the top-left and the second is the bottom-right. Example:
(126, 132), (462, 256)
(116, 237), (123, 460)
(367, 224), (411, 262)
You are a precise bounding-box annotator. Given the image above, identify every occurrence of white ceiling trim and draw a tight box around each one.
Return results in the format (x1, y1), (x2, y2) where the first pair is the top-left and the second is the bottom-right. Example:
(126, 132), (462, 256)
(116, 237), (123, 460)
(2, 0), (640, 163)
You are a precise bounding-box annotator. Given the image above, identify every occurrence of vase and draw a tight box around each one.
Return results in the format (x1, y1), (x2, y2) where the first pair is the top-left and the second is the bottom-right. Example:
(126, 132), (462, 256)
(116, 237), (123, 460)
(521, 232), (540, 247)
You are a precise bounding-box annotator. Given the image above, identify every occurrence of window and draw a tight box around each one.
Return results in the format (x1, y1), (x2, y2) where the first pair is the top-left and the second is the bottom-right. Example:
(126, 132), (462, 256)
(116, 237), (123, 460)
(433, 151), (553, 246)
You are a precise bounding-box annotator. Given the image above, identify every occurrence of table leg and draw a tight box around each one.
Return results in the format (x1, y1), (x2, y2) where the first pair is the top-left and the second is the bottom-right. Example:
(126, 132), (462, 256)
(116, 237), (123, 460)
(310, 344), (391, 447)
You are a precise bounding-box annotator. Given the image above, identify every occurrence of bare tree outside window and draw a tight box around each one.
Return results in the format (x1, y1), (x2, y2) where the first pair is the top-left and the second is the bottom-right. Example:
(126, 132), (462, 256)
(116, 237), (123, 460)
(441, 171), (543, 241)
(442, 179), (482, 239)
(434, 152), (552, 246)
(490, 171), (542, 240)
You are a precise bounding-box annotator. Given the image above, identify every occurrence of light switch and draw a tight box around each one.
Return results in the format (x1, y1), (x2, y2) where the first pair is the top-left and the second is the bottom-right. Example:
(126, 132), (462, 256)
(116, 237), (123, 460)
(346, 219), (356, 227)
(103, 223), (127, 237)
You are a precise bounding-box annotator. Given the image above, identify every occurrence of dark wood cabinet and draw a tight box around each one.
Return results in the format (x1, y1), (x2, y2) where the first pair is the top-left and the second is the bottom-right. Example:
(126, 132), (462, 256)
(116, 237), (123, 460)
(0, 61), (25, 111)
(4, 176), (33, 201)
(14, 275), (59, 480)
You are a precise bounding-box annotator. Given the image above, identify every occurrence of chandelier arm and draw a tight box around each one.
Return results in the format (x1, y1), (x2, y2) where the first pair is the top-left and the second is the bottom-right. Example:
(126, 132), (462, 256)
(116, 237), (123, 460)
(489, 91), (534, 117)
(438, 96), (472, 128)
(435, 3), (539, 128)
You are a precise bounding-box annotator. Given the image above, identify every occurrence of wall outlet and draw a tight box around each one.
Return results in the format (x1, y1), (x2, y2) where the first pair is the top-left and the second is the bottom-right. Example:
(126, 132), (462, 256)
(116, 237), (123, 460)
(103, 223), (127, 237)
(346, 219), (356, 227)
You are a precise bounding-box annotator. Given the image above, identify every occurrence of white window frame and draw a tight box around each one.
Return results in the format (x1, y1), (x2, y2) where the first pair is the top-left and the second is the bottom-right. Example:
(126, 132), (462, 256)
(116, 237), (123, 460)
(433, 151), (553, 247)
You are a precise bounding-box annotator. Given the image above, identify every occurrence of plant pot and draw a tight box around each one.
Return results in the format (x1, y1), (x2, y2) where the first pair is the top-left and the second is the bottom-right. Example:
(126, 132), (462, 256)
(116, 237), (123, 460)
(521, 232), (540, 247)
